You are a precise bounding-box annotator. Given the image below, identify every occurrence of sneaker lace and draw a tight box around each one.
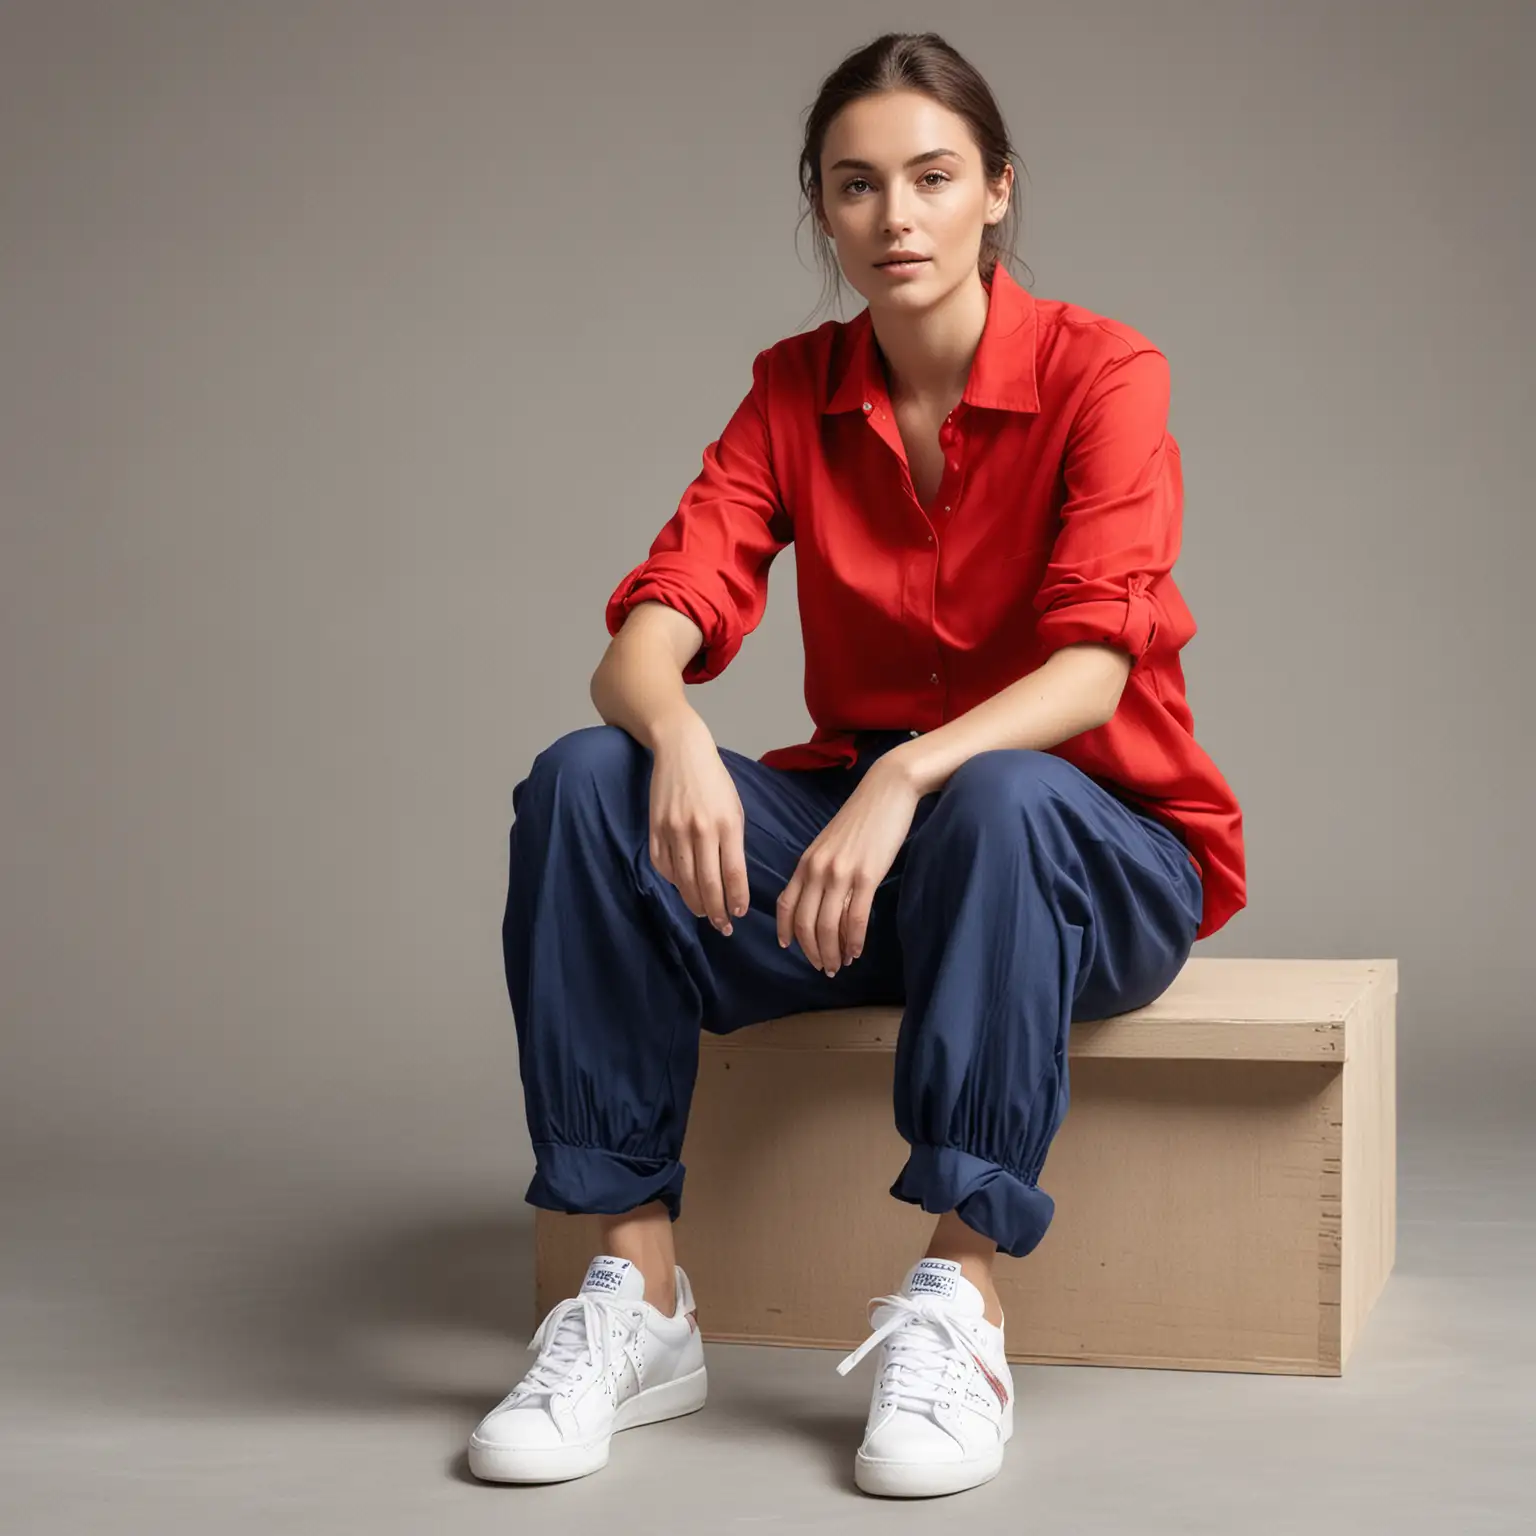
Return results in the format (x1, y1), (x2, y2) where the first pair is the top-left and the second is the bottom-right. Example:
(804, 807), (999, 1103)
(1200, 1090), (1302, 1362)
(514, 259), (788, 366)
(834, 1293), (973, 1412)
(510, 1293), (631, 1406)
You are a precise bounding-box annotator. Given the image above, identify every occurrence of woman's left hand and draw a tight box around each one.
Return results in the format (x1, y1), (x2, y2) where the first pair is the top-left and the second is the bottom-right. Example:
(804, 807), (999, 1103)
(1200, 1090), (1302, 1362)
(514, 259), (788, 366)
(776, 757), (921, 975)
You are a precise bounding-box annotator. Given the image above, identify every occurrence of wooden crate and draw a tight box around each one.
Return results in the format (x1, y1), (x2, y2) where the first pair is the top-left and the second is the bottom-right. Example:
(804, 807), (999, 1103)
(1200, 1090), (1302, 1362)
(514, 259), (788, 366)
(536, 958), (1397, 1376)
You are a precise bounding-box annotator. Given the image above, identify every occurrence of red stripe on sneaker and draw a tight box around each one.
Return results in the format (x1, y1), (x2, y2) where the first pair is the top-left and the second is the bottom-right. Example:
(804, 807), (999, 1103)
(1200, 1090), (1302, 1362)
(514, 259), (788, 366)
(970, 1350), (1010, 1408)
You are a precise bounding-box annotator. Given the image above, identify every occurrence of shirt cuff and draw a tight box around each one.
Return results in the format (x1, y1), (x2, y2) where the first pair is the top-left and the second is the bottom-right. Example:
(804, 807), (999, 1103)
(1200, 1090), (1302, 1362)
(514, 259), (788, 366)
(604, 555), (742, 683)
(1033, 572), (1159, 666)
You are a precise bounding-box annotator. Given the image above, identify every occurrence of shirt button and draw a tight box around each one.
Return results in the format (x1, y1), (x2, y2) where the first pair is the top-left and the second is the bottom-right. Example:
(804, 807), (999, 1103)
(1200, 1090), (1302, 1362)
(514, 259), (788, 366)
(908, 729), (920, 738)
(944, 504), (950, 512)
(926, 533), (934, 543)
(862, 401), (873, 412)
(930, 672), (939, 684)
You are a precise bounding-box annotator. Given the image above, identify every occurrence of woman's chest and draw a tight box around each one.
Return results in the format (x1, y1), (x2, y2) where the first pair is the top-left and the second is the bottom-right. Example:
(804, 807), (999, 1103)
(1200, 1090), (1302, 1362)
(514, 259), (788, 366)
(777, 399), (1063, 563)
(892, 400), (953, 510)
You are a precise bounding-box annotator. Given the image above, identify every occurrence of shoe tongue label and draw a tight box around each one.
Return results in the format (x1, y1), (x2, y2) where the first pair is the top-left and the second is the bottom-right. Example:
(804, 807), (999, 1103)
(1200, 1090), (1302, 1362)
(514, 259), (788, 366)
(580, 1256), (635, 1296)
(907, 1258), (961, 1300)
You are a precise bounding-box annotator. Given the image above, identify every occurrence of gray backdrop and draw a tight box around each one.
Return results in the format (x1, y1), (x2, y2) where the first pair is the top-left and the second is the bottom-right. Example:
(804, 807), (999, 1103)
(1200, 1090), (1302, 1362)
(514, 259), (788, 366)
(1, 3), (1531, 1531)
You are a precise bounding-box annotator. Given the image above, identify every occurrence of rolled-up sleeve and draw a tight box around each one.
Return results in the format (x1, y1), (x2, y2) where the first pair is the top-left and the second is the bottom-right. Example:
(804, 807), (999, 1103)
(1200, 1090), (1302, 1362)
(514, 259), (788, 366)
(604, 348), (793, 683)
(1031, 347), (1181, 671)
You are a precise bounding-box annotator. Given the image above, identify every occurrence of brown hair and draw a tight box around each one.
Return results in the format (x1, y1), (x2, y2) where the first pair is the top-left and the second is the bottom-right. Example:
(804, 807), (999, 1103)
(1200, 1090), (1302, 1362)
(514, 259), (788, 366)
(795, 31), (1032, 325)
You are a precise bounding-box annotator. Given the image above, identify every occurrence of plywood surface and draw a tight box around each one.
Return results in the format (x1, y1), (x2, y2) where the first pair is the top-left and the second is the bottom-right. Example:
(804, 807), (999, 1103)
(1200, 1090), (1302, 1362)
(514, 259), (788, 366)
(536, 957), (1398, 1376)
(702, 958), (1398, 1062)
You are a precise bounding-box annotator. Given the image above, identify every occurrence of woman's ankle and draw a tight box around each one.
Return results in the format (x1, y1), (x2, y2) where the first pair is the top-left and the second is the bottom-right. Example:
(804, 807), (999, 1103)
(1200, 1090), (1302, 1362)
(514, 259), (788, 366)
(925, 1211), (1004, 1328)
(599, 1202), (678, 1313)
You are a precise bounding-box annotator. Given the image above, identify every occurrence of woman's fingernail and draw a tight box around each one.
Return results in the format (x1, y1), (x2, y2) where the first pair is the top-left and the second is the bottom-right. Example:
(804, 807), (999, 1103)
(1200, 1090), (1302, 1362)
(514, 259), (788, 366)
(723, 923), (733, 935)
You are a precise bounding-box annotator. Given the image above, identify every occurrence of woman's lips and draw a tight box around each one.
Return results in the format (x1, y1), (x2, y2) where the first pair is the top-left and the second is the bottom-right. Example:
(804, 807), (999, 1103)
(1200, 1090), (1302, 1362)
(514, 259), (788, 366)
(876, 258), (930, 275)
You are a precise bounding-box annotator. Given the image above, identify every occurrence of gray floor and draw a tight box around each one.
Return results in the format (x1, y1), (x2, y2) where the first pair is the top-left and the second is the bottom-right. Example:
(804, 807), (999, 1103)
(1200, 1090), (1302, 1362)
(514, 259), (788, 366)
(4, 1083), (1532, 1535)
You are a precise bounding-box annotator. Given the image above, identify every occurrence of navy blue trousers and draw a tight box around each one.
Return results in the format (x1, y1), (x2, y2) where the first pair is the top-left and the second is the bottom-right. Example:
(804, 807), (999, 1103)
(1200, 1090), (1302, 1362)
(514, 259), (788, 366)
(502, 725), (1203, 1258)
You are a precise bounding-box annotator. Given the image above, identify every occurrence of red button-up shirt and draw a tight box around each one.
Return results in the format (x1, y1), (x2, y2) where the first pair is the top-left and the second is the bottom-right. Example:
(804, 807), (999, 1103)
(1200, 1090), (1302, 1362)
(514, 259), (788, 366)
(604, 262), (1246, 939)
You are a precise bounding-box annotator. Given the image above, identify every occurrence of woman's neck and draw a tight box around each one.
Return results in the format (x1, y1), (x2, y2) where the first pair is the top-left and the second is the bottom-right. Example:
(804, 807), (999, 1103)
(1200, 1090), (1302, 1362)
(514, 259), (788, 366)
(868, 269), (990, 411)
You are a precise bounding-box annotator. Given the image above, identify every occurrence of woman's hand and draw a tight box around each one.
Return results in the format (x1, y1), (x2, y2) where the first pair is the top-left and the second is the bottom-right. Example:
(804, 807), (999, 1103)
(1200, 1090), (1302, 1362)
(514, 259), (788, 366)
(777, 757), (921, 975)
(648, 710), (751, 934)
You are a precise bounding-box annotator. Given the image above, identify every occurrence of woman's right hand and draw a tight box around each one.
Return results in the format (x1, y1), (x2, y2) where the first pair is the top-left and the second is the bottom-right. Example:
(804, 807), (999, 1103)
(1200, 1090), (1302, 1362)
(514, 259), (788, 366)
(647, 709), (751, 935)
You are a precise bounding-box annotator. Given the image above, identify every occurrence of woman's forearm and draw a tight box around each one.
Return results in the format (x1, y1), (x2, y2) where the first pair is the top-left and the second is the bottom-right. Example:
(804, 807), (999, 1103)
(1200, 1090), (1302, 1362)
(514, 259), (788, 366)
(884, 642), (1133, 798)
(589, 601), (706, 751)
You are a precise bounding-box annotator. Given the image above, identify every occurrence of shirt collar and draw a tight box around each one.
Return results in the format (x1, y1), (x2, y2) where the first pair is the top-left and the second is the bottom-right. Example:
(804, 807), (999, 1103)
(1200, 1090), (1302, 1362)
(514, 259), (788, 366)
(824, 260), (1040, 417)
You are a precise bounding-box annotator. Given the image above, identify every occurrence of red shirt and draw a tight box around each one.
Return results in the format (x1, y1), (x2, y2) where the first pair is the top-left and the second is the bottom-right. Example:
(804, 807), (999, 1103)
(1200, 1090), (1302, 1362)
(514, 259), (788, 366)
(604, 262), (1246, 939)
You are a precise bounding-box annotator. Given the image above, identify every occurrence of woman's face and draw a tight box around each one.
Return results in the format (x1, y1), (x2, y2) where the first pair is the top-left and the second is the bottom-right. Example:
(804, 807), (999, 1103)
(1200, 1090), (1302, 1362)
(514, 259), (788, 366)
(816, 89), (1011, 308)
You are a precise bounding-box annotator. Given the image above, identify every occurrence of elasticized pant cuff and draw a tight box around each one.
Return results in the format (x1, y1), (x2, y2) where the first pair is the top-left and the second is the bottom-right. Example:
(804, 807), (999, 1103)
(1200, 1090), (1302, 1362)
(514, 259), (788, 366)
(526, 1143), (685, 1221)
(890, 1144), (1056, 1258)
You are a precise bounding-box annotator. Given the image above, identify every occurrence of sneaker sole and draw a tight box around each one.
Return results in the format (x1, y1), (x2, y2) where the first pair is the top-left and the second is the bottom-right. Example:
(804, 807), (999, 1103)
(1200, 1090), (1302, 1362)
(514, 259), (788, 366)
(467, 1364), (708, 1484)
(854, 1443), (1005, 1498)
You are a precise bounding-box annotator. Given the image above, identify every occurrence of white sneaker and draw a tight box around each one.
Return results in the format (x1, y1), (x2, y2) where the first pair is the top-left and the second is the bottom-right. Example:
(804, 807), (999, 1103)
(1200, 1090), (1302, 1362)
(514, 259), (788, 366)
(836, 1257), (1014, 1497)
(467, 1254), (707, 1484)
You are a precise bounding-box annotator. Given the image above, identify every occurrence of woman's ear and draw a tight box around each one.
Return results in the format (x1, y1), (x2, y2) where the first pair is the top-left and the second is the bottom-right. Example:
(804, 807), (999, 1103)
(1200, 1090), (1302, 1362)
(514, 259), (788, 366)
(987, 164), (1014, 225)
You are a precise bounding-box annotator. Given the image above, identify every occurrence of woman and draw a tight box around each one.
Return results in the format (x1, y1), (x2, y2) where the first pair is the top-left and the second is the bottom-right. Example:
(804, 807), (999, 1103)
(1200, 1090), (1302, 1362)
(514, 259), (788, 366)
(470, 30), (1245, 1500)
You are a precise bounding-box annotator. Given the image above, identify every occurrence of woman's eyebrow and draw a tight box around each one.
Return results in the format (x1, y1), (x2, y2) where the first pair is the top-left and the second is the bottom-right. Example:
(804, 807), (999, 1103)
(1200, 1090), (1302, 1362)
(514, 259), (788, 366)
(827, 148), (962, 172)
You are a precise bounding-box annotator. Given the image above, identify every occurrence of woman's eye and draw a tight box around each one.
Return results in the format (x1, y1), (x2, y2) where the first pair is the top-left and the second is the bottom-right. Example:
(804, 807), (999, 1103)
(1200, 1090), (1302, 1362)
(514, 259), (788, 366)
(844, 172), (949, 195)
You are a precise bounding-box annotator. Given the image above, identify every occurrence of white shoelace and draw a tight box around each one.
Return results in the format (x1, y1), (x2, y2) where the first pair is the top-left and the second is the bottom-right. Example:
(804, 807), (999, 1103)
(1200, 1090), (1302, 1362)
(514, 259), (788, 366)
(510, 1293), (632, 1406)
(835, 1294), (976, 1412)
